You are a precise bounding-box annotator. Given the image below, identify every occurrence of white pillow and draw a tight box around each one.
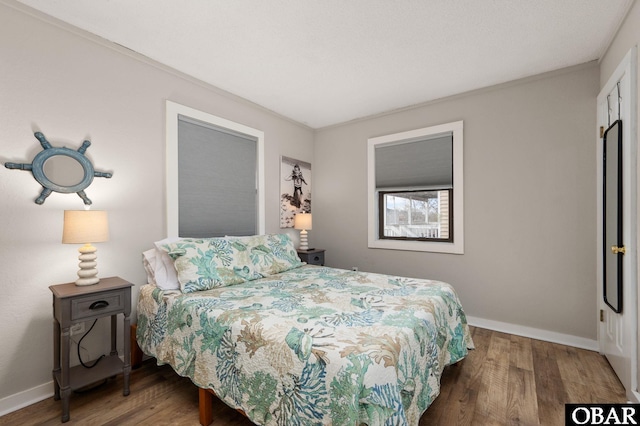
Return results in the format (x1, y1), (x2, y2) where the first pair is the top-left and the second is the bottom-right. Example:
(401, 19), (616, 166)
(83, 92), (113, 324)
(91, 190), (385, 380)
(151, 237), (183, 290)
(142, 249), (157, 285)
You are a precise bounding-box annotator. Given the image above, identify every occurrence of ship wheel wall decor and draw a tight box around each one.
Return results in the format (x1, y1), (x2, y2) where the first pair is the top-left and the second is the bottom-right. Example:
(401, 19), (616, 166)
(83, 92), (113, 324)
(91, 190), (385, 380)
(5, 132), (112, 205)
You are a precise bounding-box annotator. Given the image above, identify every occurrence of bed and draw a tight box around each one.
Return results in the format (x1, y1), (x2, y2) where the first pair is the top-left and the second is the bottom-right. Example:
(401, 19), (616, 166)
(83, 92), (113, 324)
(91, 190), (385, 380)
(135, 234), (473, 425)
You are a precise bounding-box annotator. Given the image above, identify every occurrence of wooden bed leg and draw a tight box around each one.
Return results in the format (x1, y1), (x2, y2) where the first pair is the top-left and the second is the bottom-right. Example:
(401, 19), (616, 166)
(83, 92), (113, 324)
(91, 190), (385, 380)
(199, 387), (214, 426)
(130, 324), (143, 369)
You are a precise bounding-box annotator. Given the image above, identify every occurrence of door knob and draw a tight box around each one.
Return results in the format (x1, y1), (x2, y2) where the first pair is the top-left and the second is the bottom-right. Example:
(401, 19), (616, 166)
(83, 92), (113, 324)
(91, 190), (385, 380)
(611, 245), (626, 255)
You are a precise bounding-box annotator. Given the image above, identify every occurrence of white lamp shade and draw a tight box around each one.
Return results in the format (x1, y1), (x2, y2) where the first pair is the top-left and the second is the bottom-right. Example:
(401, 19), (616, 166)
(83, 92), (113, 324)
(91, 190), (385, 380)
(62, 210), (109, 244)
(294, 212), (312, 230)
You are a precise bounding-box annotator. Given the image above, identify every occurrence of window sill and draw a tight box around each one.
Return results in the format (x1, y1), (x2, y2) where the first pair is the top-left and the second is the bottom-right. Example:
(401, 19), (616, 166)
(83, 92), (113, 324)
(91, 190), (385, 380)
(368, 238), (464, 254)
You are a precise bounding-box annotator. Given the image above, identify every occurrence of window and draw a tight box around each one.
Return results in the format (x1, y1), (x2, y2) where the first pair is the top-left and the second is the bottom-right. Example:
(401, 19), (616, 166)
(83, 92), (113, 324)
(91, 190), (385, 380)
(166, 101), (265, 238)
(367, 121), (463, 254)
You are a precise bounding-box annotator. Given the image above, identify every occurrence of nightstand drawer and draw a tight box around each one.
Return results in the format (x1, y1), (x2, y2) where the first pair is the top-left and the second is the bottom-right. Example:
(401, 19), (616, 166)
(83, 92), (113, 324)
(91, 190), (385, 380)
(71, 289), (126, 321)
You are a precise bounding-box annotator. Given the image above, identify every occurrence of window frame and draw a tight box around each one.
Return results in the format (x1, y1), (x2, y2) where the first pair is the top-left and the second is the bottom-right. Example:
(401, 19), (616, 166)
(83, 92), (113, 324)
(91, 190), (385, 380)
(166, 100), (265, 238)
(367, 121), (464, 254)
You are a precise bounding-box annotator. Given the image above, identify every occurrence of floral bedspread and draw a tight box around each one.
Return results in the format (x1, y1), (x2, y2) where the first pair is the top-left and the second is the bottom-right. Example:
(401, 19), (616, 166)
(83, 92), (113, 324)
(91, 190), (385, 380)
(136, 265), (473, 425)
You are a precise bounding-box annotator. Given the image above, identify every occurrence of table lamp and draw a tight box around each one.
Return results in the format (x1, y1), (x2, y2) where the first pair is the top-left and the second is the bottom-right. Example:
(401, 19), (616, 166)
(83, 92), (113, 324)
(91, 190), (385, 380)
(294, 212), (312, 251)
(62, 210), (109, 286)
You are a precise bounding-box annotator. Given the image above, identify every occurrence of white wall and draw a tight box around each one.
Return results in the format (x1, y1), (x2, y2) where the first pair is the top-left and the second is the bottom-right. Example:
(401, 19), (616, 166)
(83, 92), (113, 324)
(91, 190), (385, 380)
(0, 1), (314, 407)
(314, 63), (600, 342)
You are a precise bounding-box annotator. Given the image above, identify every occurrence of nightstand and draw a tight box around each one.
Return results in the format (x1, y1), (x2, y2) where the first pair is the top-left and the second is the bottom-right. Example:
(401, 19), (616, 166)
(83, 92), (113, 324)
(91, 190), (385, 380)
(297, 248), (325, 266)
(49, 277), (133, 422)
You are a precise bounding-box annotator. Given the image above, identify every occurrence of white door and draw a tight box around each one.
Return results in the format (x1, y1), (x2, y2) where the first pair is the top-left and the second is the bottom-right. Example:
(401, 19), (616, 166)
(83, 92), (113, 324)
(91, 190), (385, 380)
(596, 47), (637, 400)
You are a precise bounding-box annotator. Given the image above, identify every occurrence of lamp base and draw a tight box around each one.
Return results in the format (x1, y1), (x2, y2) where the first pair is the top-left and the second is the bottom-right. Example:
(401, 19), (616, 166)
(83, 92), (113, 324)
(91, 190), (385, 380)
(75, 243), (100, 286)
(298, 229), (309, 251)
(75, 277), (100, 286)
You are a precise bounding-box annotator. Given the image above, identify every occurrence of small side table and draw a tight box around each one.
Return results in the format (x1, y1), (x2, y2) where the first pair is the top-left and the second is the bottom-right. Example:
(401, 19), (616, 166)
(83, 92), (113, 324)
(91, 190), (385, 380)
(297, 248), (325, 266)
(50, 277), (132, 422)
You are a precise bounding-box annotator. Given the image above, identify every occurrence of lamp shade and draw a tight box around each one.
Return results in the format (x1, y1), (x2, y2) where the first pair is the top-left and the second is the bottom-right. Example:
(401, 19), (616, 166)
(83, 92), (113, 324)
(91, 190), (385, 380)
(294, 212), (312, 230)
(62, 210), (109, 244)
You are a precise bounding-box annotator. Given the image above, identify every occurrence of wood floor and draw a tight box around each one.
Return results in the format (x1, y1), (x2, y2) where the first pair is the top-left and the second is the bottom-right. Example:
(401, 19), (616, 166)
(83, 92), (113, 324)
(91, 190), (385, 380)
(1, 326), (626, 426)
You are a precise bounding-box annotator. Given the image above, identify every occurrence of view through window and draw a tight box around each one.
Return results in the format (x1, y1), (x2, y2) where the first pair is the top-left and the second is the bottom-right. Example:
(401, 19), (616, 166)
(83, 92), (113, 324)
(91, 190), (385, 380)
(380, 189), (451, 241)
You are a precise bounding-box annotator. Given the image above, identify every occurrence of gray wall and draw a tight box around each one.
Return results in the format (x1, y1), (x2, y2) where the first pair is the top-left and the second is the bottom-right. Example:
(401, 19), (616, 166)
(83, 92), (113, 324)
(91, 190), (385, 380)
(0, 2), (314, 405)
(600, 1), (640, 90)
(314, 63), (599, 340)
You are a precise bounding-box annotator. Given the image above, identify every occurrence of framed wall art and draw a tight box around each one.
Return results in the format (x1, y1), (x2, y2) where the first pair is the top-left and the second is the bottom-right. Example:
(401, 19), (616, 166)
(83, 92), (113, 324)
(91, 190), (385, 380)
(280, 156), (311, 228)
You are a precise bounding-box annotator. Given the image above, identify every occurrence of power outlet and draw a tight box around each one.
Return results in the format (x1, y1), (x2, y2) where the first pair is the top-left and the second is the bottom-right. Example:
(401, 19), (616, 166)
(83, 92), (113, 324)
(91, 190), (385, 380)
(70, 322), (85, 336)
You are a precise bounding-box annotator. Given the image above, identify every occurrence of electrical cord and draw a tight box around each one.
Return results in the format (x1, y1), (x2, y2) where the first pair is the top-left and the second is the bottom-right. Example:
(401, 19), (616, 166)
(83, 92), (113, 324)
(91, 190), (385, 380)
(77, 318), (105, 369)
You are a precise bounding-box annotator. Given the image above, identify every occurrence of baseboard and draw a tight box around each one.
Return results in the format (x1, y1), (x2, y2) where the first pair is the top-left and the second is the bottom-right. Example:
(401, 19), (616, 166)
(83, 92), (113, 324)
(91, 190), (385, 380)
(0, 380), (53, 417)
(467, 316), (599, 351)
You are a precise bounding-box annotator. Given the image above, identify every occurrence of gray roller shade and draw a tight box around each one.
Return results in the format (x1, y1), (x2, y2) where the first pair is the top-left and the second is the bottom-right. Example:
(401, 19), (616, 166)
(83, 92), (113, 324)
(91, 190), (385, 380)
(178, 115), (258, 237)
(375, 134), (453, 189)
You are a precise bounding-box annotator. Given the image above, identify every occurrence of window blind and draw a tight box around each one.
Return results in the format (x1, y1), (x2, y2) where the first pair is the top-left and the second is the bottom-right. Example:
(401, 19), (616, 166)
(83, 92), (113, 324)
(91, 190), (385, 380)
(375, 134), (453, 189)
(177, 115), (258, 237)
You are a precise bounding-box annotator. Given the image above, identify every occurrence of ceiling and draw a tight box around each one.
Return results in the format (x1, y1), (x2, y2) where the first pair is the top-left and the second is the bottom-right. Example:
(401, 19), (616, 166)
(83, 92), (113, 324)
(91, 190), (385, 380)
(14, 0), (633, 129)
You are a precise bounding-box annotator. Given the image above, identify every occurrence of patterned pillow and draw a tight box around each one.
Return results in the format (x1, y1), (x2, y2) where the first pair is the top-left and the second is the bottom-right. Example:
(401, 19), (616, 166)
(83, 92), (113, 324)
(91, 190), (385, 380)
(225, 234), (304, 275)
(159, 237), (263, 293)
